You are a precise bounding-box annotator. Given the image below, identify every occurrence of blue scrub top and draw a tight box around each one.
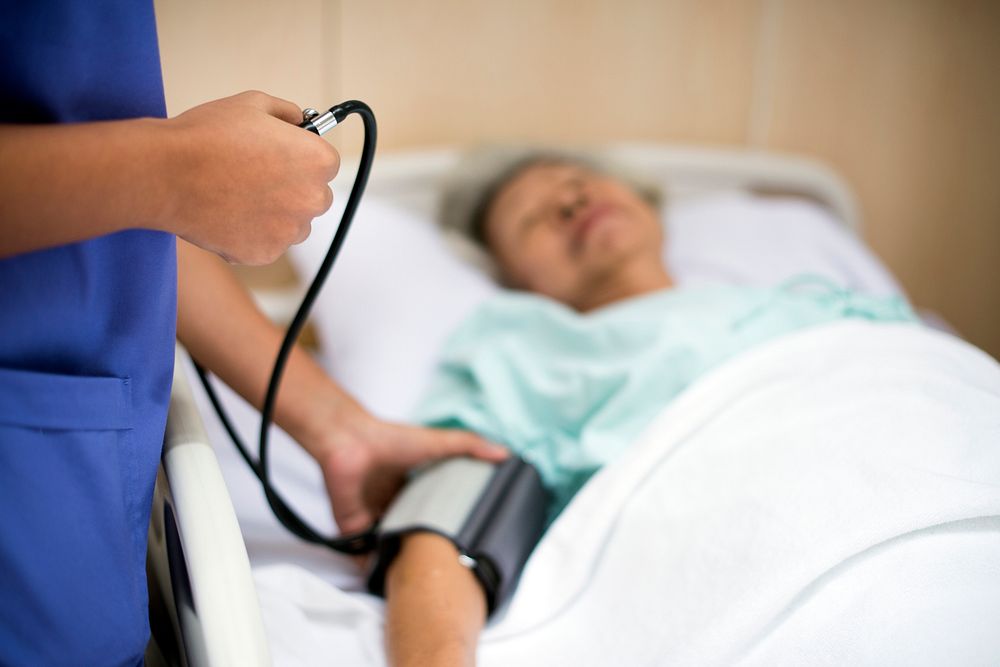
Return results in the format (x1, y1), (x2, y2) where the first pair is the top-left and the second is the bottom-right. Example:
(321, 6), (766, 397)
(0, 1), (176, 664)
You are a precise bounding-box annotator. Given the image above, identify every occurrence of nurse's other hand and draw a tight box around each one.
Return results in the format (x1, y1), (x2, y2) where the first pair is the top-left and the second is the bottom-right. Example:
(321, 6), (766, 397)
(314, 409), (509, 539)
(158, 90), (340, 265)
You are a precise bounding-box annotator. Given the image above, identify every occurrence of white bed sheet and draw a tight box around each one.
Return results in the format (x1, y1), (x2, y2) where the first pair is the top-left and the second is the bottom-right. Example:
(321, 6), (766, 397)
(241, 321), (1000, 666)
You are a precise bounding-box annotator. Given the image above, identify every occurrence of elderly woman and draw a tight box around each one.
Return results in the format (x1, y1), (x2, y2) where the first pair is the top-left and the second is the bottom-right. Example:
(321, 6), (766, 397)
(379, 150), (915, 666)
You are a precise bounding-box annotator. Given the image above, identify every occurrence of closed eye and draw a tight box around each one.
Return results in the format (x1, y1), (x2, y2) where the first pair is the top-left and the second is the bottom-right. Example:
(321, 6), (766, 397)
(517, 211), (545, 237)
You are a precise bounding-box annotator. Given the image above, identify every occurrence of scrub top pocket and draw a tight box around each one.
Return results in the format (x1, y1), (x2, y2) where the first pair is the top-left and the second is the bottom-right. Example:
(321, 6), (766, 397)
(0, 366), (150, 667)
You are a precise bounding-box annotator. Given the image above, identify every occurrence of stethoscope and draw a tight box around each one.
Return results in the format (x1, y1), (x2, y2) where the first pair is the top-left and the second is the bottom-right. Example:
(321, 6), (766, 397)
(195, 101), (379, 554)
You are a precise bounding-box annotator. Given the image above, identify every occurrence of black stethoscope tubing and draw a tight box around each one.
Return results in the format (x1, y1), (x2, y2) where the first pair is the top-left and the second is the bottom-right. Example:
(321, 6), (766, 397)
(194, 100), (378, 554)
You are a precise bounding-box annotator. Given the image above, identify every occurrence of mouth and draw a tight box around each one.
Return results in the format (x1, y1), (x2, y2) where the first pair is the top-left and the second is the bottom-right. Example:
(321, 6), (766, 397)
(569, 202), (617, 253)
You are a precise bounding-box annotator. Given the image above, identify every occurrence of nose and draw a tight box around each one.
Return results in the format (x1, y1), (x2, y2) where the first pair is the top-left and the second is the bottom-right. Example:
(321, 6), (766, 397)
(554, 184), (589, 225)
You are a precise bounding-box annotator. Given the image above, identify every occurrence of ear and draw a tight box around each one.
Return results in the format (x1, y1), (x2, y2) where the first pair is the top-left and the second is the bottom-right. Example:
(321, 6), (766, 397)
(482, 229), (523, 290)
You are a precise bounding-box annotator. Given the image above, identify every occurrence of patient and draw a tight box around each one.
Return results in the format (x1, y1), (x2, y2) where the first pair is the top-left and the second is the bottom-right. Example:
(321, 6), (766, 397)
(379, 150), (915, 666)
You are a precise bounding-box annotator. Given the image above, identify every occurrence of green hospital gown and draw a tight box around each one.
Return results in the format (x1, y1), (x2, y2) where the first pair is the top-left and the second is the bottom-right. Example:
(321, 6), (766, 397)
(413, 277), (918, 518)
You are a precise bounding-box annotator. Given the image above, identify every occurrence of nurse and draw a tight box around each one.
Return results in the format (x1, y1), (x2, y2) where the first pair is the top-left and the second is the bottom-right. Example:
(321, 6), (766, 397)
(0, 2), (503, 664)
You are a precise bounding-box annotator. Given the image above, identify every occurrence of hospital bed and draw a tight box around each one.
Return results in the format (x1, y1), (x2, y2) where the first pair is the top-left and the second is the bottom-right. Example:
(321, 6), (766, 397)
(146, 144), (993, 665)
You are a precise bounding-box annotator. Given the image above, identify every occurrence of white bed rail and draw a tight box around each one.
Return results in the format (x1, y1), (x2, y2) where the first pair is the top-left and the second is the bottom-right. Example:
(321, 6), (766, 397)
(147, 346), (270, 666)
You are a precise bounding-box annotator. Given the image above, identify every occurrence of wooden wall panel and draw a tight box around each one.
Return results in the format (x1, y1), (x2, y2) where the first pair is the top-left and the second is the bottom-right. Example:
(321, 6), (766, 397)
(761, 0), (1000, 355)
(154, 0), (334, 116)
(335, 0), (761, 149)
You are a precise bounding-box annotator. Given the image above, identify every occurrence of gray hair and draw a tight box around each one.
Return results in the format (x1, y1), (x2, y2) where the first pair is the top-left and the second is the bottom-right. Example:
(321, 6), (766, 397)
(438, 145), (663, 249)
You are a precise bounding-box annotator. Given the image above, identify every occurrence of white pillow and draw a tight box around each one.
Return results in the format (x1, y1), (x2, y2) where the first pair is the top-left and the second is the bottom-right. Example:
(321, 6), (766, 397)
(288, 198), (498, 420)
(289, 192), (904, 419)
(666, 191), (904, 297)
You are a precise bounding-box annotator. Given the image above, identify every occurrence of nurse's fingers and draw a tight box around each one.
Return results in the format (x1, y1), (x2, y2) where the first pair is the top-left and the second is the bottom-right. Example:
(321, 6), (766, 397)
(407, 427), (510, 464)
(236, 90), (303, 125)
(319, 422), (507, 536)
(321, 444), (379, 535)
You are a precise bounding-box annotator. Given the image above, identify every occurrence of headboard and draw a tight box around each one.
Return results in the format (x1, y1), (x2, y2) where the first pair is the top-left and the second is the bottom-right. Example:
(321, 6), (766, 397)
(331, 144), (860, 233)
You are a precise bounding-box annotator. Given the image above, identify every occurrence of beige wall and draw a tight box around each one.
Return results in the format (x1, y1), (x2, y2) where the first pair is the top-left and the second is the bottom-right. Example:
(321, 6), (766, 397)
(155, 0), (1000, 358)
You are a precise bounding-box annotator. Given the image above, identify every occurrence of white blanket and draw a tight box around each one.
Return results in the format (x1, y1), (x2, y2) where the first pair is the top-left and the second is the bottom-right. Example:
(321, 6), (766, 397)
(251, 321), (1000, 666)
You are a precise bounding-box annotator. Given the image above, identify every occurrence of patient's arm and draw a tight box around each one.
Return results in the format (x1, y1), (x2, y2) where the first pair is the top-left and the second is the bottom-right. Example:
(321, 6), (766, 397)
(385, 533), (487, 667)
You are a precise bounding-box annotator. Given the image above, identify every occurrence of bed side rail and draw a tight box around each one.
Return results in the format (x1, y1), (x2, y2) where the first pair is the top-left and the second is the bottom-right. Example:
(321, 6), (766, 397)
(147, 346), (271, 666)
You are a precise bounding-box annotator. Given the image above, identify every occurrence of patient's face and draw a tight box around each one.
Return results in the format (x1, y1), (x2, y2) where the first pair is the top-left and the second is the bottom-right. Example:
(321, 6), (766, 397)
(483, 161), (664, 309)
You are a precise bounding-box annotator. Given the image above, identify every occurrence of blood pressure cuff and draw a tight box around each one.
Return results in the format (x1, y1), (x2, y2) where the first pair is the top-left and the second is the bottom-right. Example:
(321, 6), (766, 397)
(367, 456), (550, 615)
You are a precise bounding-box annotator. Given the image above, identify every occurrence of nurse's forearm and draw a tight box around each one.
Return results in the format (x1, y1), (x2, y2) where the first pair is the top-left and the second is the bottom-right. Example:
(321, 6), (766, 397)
(0, 91), (339, 264)
(385, 533), (487, 667)
(0, 121), (172, 258)
(175, 239), (361, 457)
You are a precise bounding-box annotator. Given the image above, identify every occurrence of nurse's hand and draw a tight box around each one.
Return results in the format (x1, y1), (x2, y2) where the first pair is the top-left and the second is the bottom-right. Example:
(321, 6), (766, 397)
(159, 90), (340, 265)
(312, 407), (509, 538)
